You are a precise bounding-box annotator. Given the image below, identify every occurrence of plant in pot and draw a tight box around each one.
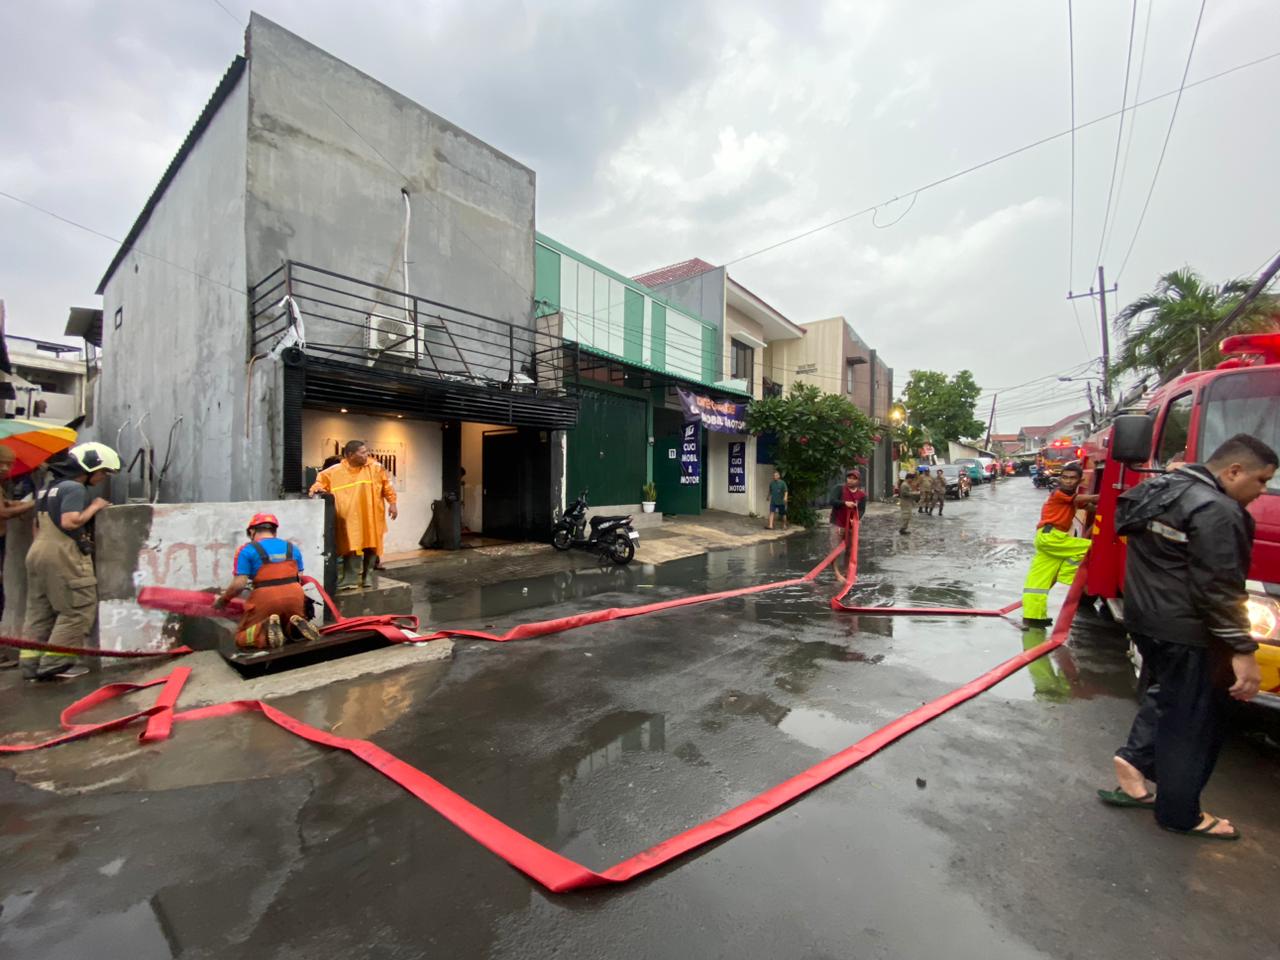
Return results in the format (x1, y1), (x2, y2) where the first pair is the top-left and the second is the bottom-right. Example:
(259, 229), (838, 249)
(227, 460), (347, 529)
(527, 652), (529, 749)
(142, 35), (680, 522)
(641, 482), (657, 513)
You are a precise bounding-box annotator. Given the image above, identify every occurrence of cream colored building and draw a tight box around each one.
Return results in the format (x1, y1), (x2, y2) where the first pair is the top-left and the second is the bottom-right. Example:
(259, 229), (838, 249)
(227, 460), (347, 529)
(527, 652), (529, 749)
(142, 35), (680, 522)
(635, 260), (805, 516)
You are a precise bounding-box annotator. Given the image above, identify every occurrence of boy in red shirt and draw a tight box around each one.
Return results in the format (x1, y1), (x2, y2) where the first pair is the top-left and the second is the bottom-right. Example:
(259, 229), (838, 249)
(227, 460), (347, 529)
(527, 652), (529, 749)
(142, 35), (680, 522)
(1021, 461), (1098, 625)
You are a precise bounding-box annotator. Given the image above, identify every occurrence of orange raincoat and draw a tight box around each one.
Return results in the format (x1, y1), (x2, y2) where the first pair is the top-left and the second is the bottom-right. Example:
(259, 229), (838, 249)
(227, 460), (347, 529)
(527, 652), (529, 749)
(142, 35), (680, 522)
(309, 459), (397, 555)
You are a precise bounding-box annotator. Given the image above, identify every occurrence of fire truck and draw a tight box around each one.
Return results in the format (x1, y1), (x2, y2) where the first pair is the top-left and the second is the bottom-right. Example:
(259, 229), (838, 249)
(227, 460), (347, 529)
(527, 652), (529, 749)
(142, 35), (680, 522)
(1038, 436), (1079, 475)
(1079, 332), (1280, 702)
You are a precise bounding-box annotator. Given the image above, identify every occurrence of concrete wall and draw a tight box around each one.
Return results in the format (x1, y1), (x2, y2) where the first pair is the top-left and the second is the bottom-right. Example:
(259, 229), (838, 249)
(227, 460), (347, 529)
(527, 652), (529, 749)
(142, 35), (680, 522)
(94, 499), (326, 654)
(244, 14), (537, 381)
(97, 71), (254, 503)
(302, 410), (442, 555)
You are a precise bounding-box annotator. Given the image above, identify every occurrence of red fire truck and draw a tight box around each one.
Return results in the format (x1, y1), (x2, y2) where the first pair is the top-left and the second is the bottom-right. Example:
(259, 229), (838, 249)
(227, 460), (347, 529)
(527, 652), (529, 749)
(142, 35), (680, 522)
(1079, 332), (1280, 701)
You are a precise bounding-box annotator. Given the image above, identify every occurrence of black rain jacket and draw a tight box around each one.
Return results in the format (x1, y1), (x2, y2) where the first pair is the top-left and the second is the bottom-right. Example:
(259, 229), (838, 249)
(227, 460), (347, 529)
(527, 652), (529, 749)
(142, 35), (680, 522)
(1115, 464), (1257, 653)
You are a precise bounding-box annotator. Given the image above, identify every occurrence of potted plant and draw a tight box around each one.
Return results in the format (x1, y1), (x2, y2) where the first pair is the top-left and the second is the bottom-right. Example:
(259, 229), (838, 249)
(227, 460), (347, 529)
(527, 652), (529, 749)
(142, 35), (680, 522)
(641, 482), (657, 513)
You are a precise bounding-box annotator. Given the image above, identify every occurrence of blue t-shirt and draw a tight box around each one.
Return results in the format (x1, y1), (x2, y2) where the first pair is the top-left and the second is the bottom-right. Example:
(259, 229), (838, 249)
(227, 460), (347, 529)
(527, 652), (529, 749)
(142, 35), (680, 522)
(234, 537), (304, 578)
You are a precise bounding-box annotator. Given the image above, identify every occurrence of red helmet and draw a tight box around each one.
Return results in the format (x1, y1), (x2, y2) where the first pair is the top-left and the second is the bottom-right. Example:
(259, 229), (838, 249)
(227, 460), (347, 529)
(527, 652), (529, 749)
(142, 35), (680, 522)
(246, 512), (281, 536)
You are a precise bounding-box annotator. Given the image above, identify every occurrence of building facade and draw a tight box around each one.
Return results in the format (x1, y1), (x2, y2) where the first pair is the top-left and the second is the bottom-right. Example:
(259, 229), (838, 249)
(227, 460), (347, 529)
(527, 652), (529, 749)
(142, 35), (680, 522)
(534, 236), (748, 517)
(2, 335), (88, 424)
(633, 260), (805, 516)
(762, 316), (896, 499)
(93, 15), (575, 550)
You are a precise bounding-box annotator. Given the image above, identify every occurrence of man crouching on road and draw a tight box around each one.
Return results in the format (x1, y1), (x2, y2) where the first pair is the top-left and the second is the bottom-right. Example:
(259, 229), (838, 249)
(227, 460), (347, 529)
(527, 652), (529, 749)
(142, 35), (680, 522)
(214, 513), (322, 651)
(1020, 460), (1098, 627)
(1099, 434), (1276, 840)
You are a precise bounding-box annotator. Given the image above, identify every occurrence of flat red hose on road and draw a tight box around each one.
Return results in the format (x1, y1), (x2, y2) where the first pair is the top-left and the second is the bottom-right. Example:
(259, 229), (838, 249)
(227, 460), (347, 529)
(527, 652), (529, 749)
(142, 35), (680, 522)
(1, 516), (1081, 892)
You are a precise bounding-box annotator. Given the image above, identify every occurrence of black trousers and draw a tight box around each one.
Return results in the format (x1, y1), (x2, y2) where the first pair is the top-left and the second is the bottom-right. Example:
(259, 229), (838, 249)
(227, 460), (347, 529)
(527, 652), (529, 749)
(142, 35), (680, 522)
(1116, 634), (1230, 831)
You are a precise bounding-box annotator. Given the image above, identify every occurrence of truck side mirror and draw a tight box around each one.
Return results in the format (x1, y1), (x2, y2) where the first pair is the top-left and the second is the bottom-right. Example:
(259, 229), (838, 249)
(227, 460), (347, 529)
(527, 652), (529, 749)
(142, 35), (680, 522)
(1110, 415), (1154, 464)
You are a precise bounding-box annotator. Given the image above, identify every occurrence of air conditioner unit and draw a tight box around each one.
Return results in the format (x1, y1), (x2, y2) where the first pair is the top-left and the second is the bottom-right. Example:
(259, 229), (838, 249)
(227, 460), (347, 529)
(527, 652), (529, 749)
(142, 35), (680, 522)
(365, 307), (416, 364)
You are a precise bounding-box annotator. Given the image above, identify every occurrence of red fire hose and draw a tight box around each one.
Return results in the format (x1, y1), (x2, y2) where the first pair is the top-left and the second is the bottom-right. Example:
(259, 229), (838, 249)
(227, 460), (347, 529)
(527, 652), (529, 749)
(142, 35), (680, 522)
(1, 513), (1077, 893)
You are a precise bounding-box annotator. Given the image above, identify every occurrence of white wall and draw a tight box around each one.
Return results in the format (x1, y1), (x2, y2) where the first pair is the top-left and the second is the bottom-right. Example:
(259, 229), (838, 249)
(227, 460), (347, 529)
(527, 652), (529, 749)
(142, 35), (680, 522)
(302, 411), (442, 555)
(459, 421), (508, 532)
(706, 431), (757, 515)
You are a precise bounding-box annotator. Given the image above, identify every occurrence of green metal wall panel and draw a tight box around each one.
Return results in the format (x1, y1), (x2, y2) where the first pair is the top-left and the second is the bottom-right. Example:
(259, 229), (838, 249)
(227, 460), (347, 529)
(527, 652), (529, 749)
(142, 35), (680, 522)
(650, 302), (666, 371)
(567, 388), (648, 505)
(623, 288), (643, 363)
(701, 324), (719, 384)
(534, 243), (561, 317)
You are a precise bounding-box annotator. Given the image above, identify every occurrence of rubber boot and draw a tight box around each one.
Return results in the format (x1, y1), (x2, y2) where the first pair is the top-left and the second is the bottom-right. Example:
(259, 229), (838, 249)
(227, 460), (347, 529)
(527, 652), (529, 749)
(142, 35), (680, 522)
(338, 554), (361, 593)
(361, 552), (379, 591)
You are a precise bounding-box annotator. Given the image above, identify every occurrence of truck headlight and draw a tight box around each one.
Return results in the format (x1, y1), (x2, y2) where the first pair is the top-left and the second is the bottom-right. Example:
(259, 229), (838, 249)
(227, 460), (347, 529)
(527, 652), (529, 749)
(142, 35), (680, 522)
(1245, 593), (1280, 642)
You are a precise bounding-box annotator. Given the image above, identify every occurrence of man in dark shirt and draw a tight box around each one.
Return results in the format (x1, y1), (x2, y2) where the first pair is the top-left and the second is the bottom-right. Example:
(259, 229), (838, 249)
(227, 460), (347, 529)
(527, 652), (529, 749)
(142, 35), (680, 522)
(828, 470), (866, 582)
(1100, 434), (1276, 840)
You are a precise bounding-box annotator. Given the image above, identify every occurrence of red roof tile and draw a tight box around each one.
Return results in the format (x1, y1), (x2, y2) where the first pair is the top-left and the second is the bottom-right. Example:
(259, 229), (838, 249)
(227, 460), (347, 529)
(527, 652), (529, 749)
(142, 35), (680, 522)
(632, 258), (718, 288)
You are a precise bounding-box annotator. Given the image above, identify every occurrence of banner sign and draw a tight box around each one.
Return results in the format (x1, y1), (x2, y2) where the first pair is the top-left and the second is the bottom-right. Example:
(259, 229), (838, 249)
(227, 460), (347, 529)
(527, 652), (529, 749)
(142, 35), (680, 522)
(728, 441), (747, 493)
(680, 423), (701, 485)
(677, 388), (748, 434)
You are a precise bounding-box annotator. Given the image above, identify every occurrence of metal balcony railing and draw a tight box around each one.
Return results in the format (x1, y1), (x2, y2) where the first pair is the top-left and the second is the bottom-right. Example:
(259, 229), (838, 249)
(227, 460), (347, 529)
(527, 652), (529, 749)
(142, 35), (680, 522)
(249, 261), (577, 398)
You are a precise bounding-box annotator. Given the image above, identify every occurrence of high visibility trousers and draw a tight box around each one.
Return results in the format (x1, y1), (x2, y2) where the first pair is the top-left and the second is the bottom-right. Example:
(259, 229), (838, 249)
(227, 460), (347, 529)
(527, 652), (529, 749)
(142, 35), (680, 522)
(1021, 527), (1091, 620)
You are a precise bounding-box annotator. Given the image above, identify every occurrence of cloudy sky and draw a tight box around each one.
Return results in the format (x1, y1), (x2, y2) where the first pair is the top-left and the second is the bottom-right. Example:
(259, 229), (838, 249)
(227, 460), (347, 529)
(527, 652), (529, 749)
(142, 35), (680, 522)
(3, 0), (1278, 431)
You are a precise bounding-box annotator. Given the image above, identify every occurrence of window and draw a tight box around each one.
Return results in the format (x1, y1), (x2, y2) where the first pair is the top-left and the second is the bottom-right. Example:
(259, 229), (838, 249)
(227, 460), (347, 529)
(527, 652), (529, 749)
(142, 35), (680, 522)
(1200, 369), (1280, 493)
(846, 364), (855, 394)
(113, 307), (123, 330)
(730, 338), (754, 384)
(1155, 392), (1194, 466)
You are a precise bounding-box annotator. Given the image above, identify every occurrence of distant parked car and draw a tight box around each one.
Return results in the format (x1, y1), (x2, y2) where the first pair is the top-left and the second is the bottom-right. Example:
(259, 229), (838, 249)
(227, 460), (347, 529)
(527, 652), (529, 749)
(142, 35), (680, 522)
(935, 464), (972, 499)
(976, 457), (999, 481)
(953, 458), (985, 484)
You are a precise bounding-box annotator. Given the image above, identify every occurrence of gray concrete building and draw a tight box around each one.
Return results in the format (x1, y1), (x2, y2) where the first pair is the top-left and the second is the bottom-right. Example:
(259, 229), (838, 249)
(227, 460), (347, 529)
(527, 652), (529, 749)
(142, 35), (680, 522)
(94, 14), (575, 550)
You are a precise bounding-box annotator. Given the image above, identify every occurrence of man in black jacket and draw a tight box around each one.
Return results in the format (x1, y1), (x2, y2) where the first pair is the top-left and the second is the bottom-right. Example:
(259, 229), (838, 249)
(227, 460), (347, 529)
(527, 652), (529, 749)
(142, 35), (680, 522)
(1099, 434), (1276, 840)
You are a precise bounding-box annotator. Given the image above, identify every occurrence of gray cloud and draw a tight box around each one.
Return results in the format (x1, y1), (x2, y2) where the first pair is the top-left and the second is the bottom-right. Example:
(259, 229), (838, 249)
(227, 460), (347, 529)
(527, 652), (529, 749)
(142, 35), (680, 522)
(2, 0), (1278, 433)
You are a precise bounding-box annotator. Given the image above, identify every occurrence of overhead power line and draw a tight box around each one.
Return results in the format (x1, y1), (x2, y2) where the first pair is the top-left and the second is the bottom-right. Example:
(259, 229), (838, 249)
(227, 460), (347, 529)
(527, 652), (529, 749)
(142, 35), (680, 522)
(1104, 0), (1153, 265)
(1092, 0), (1139, 274)
(724, 40), (1277, 269)
(1114, 0), (1208, 281)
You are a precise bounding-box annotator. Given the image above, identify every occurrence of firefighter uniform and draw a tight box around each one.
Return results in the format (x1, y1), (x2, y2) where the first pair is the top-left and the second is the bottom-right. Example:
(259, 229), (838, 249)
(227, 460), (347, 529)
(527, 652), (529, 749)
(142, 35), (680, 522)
(224, 513), (319, 650)
(19, 441), (121, 681)
(1021, 488), (1092, 622)
(932, 472), (947, 515)
(898, 474), (919, 534)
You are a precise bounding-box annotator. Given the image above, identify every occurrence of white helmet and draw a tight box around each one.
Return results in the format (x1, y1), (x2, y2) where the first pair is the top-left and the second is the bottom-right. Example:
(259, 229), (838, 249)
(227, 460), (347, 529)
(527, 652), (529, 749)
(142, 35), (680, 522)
(67, 441), (121, 474)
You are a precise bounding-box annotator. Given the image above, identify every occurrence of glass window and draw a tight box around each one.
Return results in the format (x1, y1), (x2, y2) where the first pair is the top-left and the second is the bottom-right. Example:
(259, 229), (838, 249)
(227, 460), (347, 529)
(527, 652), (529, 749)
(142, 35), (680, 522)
(1155, 392), (1193, 467)
(1199, 370), (1280, 493)
(731, 339), (754, 384)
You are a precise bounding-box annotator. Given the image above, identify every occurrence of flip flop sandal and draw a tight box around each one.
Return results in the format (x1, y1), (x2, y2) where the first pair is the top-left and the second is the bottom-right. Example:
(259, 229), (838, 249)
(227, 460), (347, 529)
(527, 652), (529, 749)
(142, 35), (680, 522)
(1161, 817), (1240, 841)
(1097, 787), (1155, 809)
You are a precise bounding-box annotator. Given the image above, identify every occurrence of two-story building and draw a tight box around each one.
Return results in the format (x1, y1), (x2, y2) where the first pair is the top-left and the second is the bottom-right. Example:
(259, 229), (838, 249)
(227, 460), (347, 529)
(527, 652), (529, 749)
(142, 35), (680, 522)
(761, 316), (896, 499)
(91, 14), (577, 549)
(534, 237), (748, 518)
(632, 259), (806, 516)
(2, 334), (89, 424)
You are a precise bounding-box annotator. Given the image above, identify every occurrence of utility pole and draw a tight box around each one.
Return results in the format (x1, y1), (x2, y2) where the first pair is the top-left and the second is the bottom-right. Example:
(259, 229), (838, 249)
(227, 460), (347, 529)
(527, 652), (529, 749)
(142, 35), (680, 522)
(983, 395), (997, 449)
(1066, 265), (1118, 407)
(1085, 383), (1097, 429)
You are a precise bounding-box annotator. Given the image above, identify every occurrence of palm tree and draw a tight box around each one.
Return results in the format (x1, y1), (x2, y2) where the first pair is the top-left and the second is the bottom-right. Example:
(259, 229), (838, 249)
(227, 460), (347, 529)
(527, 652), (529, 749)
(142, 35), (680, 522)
(1111, 268), (1278, 380)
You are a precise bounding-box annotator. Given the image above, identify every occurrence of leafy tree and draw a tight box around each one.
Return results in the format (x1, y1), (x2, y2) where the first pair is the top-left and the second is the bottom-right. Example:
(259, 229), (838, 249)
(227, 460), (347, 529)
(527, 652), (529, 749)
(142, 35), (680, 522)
(900, 370), (984, 443)
(746, 383), (873, 526)
(1112, 268), (1279, 380)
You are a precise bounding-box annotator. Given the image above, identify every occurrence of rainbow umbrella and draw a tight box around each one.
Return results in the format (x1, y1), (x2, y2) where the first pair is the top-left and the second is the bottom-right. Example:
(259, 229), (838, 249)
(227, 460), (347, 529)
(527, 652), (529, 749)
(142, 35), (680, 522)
(0, 419), (78, 478)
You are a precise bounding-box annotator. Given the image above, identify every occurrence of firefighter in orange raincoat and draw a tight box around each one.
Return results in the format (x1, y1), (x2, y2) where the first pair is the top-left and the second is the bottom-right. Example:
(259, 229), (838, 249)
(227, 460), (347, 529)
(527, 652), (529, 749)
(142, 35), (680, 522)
(309, 440), (398, 590)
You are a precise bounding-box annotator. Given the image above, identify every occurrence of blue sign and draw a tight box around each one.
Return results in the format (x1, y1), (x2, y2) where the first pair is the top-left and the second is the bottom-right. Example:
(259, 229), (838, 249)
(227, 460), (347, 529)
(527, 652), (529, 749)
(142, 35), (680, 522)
(680, 423), (701, 486)
(728, 441), (747, 493)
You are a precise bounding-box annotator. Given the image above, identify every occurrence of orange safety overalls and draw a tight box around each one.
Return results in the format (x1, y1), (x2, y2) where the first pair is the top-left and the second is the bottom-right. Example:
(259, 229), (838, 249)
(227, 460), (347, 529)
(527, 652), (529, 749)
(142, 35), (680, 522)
(236, 541), (307, 649)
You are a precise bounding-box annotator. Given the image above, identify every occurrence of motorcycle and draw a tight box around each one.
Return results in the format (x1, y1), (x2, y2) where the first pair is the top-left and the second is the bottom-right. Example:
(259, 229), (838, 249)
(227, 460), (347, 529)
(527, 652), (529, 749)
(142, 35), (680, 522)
(1032, 470), (1058, 490)
(551, 490), (638, 565)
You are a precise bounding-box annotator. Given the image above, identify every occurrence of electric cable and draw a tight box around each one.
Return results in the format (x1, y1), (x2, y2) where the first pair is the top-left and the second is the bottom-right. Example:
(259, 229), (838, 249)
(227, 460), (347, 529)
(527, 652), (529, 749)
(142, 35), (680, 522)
(1103, 0), (1153, 265)
(1092, 0), (1139, 273)
(1114, 0), (1208, 281)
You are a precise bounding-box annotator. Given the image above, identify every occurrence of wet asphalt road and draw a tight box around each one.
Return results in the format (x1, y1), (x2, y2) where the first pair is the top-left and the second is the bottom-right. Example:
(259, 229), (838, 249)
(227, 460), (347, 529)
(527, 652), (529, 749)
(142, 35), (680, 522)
(3, 481), (1280, 960)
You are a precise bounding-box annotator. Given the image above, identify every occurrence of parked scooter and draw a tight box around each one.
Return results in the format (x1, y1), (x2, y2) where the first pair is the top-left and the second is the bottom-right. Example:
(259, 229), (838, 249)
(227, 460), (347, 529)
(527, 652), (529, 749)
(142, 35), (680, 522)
(551, 490), (638, 564)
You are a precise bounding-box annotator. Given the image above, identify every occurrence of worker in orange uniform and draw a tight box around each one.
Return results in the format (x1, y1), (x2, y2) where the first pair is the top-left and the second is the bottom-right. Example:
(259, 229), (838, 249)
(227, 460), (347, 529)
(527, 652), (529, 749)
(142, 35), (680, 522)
(1021, 461), (1098, 626)
(309, 440), (398, 590)
(214, 513), (321, 650)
